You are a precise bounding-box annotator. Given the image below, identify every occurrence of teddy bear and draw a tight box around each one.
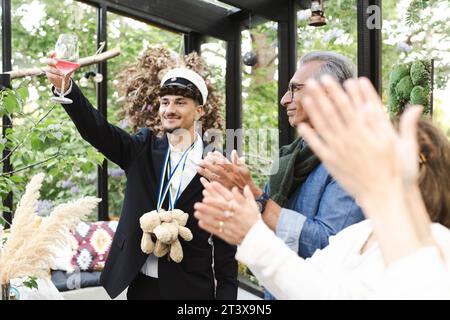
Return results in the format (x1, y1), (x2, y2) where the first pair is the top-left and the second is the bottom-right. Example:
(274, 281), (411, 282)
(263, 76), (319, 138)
(139, 209), (171, 256)
(139, 209), (193, 263)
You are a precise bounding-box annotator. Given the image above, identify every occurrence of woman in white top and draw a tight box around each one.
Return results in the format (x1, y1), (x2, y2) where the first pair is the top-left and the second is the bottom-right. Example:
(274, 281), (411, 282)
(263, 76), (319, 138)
(194, 76), (450, 299)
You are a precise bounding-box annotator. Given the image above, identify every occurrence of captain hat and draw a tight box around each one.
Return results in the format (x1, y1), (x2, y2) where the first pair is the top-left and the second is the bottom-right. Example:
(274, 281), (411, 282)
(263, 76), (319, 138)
(160, 68), (208, 105)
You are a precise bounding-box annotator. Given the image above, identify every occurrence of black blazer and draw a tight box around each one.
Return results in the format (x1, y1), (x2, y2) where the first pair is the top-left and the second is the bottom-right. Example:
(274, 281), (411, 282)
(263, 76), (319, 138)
(62, 84), (238, 299)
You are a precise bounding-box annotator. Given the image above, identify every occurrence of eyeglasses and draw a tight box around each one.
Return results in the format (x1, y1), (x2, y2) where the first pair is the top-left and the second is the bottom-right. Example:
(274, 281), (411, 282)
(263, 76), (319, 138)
(287, 83), (306, 100)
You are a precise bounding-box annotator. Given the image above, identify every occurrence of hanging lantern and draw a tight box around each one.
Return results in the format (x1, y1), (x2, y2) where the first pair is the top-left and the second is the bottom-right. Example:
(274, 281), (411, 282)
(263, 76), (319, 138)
(309, 0), (326, 27)
(243, 51), (257, 67)
(93, 73), (104, 83)
(243, 12), (258, 67)
(79, 76), (89, 87)
(79, 71), (103, 86)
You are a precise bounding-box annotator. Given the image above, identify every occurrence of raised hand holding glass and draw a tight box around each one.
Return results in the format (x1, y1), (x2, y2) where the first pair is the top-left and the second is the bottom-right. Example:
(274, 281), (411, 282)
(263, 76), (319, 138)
(51, 34), (80, 104)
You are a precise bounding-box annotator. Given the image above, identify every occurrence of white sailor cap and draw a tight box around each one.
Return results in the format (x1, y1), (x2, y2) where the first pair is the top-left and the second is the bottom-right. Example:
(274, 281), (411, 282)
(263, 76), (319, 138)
(160, 68), (208, 105)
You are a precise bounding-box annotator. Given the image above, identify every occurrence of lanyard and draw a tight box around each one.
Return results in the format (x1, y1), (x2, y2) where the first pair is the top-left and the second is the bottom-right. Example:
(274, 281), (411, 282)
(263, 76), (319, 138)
(156, 140), (195, 212)
(167, 149), (191, 210)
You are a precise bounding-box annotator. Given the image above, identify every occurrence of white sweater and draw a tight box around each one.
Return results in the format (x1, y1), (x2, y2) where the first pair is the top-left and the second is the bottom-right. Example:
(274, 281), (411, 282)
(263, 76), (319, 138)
(236, 219), (450, 299)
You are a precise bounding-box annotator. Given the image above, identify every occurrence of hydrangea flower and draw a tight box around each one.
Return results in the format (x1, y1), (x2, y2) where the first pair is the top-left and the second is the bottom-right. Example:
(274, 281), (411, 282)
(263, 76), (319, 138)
(108, 168), (125, 179)
(321, 28), (345, 44)
(70, 186), (80, 194)
(61, 179), (75, 189)
(36, 200), (54, 217)
(397, 42), (412, 52)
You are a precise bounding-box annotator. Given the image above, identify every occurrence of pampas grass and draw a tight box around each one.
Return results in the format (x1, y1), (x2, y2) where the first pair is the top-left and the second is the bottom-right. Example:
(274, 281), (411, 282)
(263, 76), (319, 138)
(0, 173), (101, 285)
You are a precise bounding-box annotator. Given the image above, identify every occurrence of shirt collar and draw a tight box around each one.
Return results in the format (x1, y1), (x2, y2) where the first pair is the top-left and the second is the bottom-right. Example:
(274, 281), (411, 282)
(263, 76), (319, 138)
(169, 133), (203, 154)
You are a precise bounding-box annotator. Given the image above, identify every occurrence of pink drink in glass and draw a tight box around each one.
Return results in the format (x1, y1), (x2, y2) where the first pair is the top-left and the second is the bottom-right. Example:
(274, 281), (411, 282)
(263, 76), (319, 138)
(54, 58), (80, 76)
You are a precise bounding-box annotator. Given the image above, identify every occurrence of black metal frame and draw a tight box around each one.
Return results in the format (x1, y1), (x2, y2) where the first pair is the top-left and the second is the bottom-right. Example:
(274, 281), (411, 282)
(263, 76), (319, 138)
(277, 0), (298, 147)
(225, 23), (243, 155)
(183, 32), (202, 55)
(357, 0), (382, 93)
(1, 0), (12, 225)
(1, 0), (383, 224)
(96, 4), (109, 221)
(430, 59), (434, 117)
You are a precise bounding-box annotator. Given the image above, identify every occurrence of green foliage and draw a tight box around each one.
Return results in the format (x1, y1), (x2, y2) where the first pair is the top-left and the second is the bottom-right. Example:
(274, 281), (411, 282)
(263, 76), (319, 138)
(243, 66), (279, 189)
(410, 85), (429, 106)
(1, 0), (101, 216)
(1, 1), (181, 218)
(297, 0), (358, 65)
(388, 94), (401, 114)
(238, 261), (260, 287)
(381, 0), (450, 128)
(0, 88), (27, 116)
(395, 76), (415, 100)
(406, 0), (431, 26)
(22, 276), (38, 290)
(2, 0), (450, 225)
(388, 60), (431, 115)
(410, 60), (431, 86)
(389, 64), (410, 90)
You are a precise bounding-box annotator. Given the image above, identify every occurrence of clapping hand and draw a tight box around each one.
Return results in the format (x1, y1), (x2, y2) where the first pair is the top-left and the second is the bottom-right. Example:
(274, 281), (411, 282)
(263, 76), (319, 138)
(298, 76), (422, 207)
(194, 178), (260, 245)
(197, 150), (262, 197)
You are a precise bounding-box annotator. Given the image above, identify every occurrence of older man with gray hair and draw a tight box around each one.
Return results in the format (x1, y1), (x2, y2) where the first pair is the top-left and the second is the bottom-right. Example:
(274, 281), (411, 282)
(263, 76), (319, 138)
(197, 51), (364, 299)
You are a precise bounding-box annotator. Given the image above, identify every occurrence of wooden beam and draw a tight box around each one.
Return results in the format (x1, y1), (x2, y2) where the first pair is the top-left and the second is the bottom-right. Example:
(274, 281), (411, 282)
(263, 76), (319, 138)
(7, 48), (120, 79)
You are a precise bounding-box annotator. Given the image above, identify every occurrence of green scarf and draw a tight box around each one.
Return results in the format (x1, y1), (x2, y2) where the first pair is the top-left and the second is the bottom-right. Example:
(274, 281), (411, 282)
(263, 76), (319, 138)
(268, 138), (321, 207)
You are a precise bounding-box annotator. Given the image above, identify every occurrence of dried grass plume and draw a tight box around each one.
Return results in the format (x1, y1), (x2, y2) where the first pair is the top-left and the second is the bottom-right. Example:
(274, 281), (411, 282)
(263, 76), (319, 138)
(0, 173), (101, 285)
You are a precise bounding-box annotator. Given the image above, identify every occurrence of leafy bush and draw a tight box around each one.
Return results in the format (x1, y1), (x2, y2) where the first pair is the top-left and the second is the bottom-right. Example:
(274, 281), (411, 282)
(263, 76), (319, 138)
(388, 60), (432, 115)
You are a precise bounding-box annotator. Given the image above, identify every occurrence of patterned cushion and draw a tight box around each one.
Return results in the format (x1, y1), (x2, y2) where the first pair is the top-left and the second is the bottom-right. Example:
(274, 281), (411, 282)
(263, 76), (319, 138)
(71, 221), (118, 272)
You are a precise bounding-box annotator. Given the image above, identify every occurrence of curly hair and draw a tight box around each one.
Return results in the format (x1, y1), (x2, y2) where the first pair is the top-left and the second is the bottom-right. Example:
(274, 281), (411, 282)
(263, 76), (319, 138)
(115, 46), (223, 136)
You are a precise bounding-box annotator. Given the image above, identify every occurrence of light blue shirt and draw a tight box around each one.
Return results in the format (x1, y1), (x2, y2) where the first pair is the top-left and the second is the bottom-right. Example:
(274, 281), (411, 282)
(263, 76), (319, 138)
(270, 163), (365, 258)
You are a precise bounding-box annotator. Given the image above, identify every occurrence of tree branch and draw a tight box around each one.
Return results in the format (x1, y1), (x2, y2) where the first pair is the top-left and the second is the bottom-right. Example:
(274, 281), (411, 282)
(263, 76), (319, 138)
(0, 152), (59, 177)
(0, 105), (56, 163)
(6, 48), (121, 80)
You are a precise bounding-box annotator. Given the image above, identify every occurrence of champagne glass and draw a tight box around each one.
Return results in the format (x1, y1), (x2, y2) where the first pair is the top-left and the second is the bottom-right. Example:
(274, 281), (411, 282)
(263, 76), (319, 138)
(51, 34), (80, 104)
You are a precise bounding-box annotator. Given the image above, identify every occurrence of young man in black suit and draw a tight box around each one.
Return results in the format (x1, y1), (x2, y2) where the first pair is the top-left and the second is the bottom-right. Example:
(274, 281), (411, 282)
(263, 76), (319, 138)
(45, 61), (238, 300)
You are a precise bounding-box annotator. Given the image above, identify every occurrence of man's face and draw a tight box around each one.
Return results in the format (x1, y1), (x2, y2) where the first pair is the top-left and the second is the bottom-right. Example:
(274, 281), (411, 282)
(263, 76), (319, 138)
(159, 95), (202, 133)
(280, 60), (324, 127)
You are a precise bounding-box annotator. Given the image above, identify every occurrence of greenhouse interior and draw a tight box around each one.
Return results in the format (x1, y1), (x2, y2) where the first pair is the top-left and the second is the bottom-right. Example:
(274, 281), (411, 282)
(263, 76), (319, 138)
(0, 0), (450, 303)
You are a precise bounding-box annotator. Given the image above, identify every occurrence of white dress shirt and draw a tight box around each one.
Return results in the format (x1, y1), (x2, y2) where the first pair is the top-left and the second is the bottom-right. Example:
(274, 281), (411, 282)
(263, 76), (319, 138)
(141, 133), (204, 278)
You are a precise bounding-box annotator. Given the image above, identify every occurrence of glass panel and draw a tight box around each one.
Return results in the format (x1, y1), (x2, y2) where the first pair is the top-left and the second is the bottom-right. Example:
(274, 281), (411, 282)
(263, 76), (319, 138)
(242, 21), (279, 190)
(297, 0), (358, 67)
(107, 12), (180, 218)
(200, 36), (226, 136)
(10, 0), (98, 220)
(382, 0), (450, 137)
